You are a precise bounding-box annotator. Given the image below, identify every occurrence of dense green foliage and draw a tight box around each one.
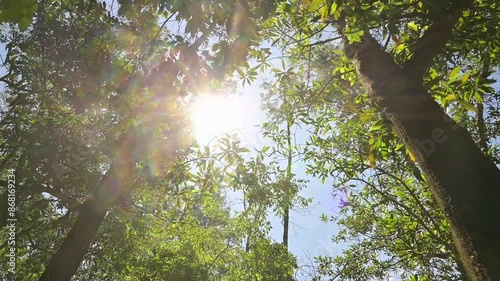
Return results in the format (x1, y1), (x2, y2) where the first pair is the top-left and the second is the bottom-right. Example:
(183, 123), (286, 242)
(0, 1), (294, 280)
(1, 0), (500, 280)
(261, 0), (500, 279)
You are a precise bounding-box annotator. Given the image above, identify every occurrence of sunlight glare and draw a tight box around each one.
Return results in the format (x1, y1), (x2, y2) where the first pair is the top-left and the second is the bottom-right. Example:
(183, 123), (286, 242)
(190, 94), (248, 143)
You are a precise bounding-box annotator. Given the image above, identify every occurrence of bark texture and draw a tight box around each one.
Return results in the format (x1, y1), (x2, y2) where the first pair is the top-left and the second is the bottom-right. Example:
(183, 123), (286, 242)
(343, 29), (500, 281)
(38, 162), (133, 281)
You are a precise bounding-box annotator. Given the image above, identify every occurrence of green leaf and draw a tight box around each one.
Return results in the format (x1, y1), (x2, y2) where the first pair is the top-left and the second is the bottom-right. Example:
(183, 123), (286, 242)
(281, 2), (294, 14)
(262, 146), (270, 153)
(236, 67), (245, 77)
(308, 0), (323, 12)
(456, 98), (478, 112)
(407, 22), (418, 32)
(368, 149), (376, 168)
(0, 0), (37, 31)
(460, 70), (472, 83)
(394, 43), (406, 54)
(369, 120), (384, 132)
(474, 92), (483, 103)
(346, 28), (365, 43)
(319, 6), (329, 21)
(395, 143), (405, 150)
(346, 102), (360, 113)
(330, 3), (338, 15)
(320, 213), (328, 222)
(448, 66), (461, 82)
(237, 147), (251, 153)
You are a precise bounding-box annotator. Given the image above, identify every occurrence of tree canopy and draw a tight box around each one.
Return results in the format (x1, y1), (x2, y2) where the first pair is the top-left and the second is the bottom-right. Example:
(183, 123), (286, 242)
(1, 0), (500, 281)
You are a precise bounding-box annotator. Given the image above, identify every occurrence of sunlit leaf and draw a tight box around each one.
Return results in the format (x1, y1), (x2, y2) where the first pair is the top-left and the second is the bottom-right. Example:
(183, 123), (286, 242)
(461, 70), (472, 83)
(456, 98), (478, 112)
(368, 149), (376, 168)
(408, 22), (419, 32)
(448, 66), (461, 82)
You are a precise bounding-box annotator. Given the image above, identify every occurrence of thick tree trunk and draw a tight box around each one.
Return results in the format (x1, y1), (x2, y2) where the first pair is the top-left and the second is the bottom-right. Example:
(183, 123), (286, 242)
(343, 33), (500, 281)
(38, 163), (132, 281)
(38, 198), (108, 281)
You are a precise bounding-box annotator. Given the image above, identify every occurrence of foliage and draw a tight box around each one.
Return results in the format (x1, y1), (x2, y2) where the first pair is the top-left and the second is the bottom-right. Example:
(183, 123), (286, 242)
(258, 0), (500, 280)
(0, 0), (293, 280)
(1, 0), (500, 280)
(0, 0), (37, 30)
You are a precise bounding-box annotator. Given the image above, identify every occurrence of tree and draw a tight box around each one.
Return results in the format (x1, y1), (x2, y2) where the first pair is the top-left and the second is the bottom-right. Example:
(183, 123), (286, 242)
(302, 64), (468, 279)
(65, 137), (297, 281)
(260, 67), (311, 248)
(0, 0), (277, 280)
(265, 0), (500, 280)
(252, 42), (467, 280)
(3, 0), (500, 280)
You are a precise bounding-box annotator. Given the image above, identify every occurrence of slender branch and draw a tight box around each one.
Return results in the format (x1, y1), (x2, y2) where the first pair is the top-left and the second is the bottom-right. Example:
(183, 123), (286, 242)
(476, 57), (490, 152)
(355, 176), (449, 248)
(374, 166), (444, 237)
(305, 36), (342, 47)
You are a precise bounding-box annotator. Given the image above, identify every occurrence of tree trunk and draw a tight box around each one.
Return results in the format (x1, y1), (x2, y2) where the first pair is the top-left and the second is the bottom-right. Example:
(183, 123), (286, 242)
(343, 33), (500, 281)
(282, 80), (292, 248)
(38, 163), (132, 281)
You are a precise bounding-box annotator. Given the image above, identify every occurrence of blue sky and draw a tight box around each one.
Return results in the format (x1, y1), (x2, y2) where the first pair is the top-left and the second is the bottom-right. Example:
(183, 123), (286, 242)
(191, 72), (347, 276)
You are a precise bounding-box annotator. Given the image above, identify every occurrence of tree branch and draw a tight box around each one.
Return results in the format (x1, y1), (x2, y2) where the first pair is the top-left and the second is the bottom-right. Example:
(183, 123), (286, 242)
(404, 0), (472, 78)
(476, 56), (490, 152)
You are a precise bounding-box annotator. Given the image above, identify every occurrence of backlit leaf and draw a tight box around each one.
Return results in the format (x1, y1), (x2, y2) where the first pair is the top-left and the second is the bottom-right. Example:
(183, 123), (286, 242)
(448, 66), (461, 82)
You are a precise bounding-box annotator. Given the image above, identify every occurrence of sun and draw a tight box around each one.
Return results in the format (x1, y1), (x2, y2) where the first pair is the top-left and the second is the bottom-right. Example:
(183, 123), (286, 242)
(190, 94), (248, 144)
